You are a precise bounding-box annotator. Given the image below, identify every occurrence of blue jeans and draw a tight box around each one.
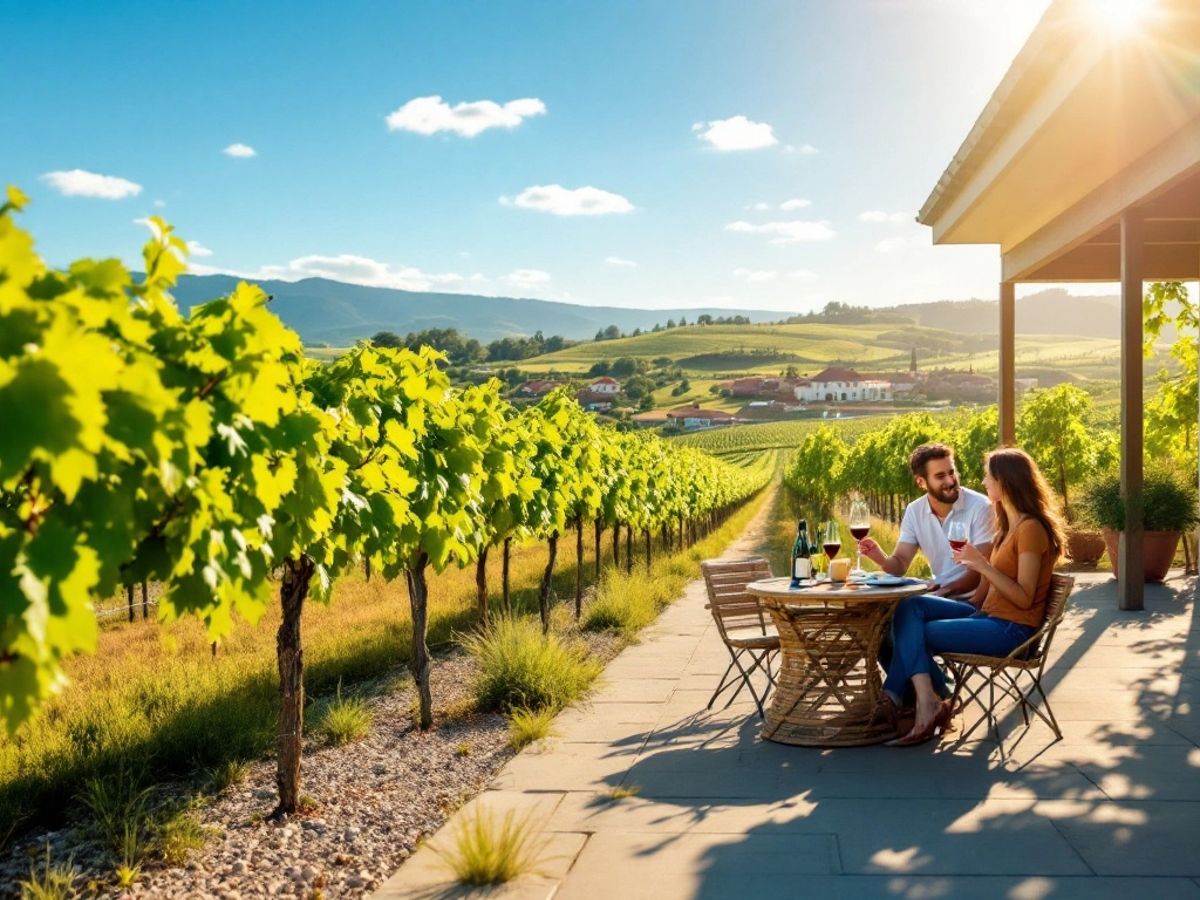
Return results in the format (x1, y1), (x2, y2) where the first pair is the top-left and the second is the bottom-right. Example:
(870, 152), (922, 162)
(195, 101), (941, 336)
(883, 595), (1035, 700)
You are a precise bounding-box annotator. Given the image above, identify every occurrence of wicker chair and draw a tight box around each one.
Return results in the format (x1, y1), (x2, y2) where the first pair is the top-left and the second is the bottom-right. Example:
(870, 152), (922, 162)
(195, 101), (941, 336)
(700, 557), (780, 718)
(941, 573), (1075, 751)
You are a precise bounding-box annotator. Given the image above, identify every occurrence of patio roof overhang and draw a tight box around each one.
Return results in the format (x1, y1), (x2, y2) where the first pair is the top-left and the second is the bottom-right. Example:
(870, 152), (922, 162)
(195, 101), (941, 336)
(917, 0), (1200, 612)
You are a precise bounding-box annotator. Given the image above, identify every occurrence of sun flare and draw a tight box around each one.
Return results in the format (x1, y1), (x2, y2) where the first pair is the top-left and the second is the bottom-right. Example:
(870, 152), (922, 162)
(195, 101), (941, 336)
(1087, 0), (1155, 34)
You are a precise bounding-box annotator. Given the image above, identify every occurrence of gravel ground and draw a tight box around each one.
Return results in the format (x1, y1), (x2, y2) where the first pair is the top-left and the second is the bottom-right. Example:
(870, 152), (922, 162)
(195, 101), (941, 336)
(1, 631), (625, 899)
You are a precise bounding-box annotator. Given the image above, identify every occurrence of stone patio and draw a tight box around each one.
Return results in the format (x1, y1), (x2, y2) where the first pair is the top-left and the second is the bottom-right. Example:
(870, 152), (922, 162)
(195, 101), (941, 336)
(376, 552), (1199, 899)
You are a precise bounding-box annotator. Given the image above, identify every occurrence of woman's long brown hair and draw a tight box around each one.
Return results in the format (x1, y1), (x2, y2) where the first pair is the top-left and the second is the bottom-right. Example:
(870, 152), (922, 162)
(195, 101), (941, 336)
(986, 447), (1067, 557)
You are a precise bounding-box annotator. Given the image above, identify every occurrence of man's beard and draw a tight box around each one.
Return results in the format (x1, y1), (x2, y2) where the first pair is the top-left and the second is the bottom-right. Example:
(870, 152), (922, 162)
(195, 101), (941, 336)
(929, 483), (960, 504)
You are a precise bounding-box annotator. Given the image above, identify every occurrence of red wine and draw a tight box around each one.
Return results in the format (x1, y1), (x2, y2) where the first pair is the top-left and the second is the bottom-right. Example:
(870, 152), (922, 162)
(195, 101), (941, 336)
(822, 542), (841, 558)
(949, 539), (967, 551)
(850, 526), (869, 540)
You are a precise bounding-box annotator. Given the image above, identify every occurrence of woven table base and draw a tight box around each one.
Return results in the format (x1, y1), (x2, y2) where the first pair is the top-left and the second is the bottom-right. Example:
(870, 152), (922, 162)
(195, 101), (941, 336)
(759, 597), (897, 746)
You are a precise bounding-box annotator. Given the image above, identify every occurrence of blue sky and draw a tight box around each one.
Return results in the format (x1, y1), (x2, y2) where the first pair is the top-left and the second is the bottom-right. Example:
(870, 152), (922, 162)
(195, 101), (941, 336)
(4, 0), (1059, 313)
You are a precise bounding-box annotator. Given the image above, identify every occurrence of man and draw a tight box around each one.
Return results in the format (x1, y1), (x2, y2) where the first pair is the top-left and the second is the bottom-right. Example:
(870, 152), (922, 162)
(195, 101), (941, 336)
(858, 442), (994, 600)
(859, 442), (995, 708)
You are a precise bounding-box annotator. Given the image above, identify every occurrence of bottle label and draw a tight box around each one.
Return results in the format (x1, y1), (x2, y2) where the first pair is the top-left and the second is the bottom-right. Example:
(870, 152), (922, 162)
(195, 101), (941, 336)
(793, 558), (812, 579)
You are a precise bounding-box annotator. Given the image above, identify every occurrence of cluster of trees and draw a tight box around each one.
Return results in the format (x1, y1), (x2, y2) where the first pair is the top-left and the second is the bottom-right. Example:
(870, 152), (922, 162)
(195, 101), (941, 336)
(781, 301), (911, 325)
(370, 328), (574, 364)
(0, 196), (769, 815)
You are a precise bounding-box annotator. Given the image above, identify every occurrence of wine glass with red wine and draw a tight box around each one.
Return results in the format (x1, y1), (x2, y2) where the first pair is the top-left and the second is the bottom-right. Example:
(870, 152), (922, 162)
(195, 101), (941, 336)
(849, 499), (870, 575)
(948, 520), (968, 553)
(821, 520), (841, 578)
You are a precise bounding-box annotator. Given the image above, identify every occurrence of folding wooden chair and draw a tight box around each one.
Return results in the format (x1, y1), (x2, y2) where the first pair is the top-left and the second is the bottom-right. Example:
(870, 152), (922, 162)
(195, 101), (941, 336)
(941, 573), (1074, 753)
(700, 557), (780, 718)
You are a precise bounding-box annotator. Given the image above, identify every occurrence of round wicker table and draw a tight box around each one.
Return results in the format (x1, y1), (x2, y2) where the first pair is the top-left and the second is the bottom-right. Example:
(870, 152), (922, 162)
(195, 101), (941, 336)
(746, 576), (929, 747)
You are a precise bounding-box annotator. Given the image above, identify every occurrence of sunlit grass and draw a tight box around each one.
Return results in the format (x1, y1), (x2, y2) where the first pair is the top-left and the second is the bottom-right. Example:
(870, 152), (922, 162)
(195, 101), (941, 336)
(462, 617), (601, 714)
(316, 683), (374, 746)
(506, 707), (558, 751)
(435, 806), (549, 886)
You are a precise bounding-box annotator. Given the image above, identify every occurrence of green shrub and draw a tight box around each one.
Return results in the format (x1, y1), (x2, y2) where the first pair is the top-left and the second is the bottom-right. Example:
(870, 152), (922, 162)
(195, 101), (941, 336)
(507, 707), (557, 750)
(435, 806), (547, 886)
(461, 617), (600, 713)
(316, 683), (374, 746)
(1079, 465), (1200, 532)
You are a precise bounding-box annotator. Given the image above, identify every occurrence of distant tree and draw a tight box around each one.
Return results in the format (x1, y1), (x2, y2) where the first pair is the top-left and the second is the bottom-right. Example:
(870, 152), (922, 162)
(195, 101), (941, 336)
(666, 318), (676, 329)
(638, 394), (655, 411)
(678, 316), (687, 326)
(652, 323), (663, 333)
(622, 374), (656, 400)
(697, 314), (713, 325)
(588, 360), (612, 376)
(371, 330), (403, 348)
(632, 327), (642, 336)
(785, 364), (800, 379)
(610, 357), (646, 377)
(652, 356), (673, 369)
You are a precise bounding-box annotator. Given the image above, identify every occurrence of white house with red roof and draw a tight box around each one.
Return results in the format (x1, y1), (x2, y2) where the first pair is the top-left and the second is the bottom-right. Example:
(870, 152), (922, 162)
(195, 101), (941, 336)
(795, 366), (891, 403)
(587, 376), (621, 395)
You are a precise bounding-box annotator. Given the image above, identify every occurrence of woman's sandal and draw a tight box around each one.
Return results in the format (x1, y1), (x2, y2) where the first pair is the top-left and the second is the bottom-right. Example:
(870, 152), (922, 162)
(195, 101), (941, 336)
(885, 700), (952, 747)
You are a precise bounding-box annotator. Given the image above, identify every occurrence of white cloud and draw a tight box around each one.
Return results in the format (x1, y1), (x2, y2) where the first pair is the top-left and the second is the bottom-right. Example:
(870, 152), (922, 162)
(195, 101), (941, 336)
(386, 95), (546, 137)
(747, 202), (770, 211)
(780, 198), (811, 210)
(860, 210), (910, 223)
(153, 199), (166, 208)
(733, 268), (779, 283)
(605, 256), (638, 268)
(725, 219), (836, 244)
(501, 184), (634, 216)
(787, 269), (817, 280)
(694, 115), (778, 151)
(223, 143), (257, 158)
(41, 169), (141, 199)
(785, 143), (820, 155)
(875, 234), (927, 253)
(186, 240), (213, 258)
(503, 268), (551, 286)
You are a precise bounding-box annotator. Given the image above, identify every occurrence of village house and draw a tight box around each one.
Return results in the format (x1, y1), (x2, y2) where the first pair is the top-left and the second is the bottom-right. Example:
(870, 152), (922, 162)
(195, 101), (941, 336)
(665, 402), (735, 430)
(587, 376), (621, 395)
(518, 379), (561, 397)
(793, 367), (892, 403)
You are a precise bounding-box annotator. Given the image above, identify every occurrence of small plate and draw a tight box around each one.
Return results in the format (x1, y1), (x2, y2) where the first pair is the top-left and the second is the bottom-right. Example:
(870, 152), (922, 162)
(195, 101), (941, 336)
(864, 574), (906, 587)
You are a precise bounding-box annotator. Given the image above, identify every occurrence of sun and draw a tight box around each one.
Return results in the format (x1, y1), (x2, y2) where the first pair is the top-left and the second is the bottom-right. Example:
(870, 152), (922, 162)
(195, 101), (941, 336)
(1087, 0), (1155, 35)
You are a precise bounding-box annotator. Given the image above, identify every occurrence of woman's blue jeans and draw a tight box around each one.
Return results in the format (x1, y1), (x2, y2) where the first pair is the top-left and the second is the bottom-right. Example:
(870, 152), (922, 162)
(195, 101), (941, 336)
(882, 595), (1035, 701)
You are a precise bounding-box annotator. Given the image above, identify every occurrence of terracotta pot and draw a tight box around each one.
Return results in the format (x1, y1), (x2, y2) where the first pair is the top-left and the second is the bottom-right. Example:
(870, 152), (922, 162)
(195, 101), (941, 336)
(1100, 528), (1181, 582)
(1066, 528), (1105, 566)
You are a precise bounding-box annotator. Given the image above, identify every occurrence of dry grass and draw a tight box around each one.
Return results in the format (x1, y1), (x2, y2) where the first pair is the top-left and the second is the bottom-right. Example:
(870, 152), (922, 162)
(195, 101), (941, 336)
(434, 806), (549, 886)
(506, 708), (558, 751)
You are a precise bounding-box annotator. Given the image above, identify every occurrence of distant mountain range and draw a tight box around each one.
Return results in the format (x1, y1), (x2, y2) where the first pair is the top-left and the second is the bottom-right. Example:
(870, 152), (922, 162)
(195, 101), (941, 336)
(169, 275), (1127, 345)
(169, 275), (781, 346)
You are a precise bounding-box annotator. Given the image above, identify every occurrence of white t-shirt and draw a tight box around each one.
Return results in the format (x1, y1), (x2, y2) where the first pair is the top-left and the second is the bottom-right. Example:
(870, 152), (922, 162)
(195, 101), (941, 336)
(897, 486), (995, 588)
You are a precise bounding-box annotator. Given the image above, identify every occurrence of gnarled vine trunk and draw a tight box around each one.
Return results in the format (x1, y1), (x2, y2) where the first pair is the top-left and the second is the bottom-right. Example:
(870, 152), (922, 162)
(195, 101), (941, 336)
(405, 551), (433, 730)
(540, 533), (558, 634)
(476, 544), (489, 622)
(594, 519), (603, 579)
(575, 517), (584, 619)
(502, 537), (512, 613)
(274, 554), (315, 817)
(625, 524), (633, 574)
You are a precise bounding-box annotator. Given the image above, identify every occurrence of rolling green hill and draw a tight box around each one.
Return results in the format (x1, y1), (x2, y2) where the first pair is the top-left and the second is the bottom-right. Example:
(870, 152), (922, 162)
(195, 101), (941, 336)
(516, 321), (1124, 380)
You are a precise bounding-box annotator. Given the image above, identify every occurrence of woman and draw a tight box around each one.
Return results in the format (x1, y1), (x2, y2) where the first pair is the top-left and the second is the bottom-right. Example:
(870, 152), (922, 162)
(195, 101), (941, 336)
(879, 447), (1066, 746)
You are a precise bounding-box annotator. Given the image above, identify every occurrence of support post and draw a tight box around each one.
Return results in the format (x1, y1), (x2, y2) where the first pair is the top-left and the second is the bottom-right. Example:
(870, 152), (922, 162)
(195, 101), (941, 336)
(999, 279), (1016, 446)
(1119, 212), (1144, 611)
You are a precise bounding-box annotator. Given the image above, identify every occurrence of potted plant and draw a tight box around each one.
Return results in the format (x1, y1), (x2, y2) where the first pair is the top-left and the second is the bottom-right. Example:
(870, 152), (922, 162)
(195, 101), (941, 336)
(1078, 466), (1199, 581)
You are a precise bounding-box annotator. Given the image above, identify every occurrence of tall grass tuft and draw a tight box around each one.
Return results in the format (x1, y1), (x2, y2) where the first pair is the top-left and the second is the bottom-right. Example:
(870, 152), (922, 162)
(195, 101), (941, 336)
(316, 682), (374, 746)
(18, 844), (77, 900)
(461, 617), (600, 713)
(435, 806), (548, 886)
(582, 570), (663, 635)
(507, 707), (557, 751)
(78, 766), (154, 866)
(152, 805), (210, 866)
